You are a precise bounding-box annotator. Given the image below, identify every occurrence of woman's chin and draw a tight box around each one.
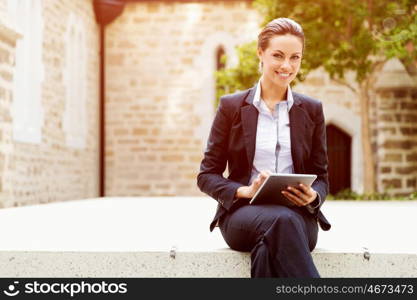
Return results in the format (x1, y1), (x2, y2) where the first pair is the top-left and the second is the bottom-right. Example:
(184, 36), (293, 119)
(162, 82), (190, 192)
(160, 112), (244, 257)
(272, 77), (291, 87)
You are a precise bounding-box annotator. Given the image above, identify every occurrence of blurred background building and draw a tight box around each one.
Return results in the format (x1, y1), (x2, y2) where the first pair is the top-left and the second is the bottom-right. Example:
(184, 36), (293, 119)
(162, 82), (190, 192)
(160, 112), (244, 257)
(0, 0), (416, 208)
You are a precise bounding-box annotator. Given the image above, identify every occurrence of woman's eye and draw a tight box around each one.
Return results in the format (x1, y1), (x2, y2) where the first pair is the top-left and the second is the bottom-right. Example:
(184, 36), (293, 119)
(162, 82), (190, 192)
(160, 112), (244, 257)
(273, 54), (283, 58)
(291, 56), (300, 60)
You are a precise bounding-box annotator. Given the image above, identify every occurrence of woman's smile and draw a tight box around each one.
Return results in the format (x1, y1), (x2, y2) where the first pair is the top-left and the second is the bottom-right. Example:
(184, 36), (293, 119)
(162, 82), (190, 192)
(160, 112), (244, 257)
(275, 71), (292, 80)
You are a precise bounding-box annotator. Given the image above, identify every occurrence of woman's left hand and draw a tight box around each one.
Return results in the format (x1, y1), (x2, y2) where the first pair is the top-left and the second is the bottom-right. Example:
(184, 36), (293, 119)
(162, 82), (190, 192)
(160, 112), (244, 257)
(281, 183), (317, 207)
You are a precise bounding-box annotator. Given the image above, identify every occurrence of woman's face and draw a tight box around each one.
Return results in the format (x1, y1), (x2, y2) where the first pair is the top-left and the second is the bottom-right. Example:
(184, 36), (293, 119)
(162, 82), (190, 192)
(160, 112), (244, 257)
(258, 34), (303, 88)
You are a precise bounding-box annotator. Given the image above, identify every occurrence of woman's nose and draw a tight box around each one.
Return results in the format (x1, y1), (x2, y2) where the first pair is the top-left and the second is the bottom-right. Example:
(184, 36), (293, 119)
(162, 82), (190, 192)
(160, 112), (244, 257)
(280, 59), (291, 70)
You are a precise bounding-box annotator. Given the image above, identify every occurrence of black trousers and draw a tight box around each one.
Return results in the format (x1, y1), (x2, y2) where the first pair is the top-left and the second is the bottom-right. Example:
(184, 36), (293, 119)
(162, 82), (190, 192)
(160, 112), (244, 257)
(219, 203), (319, 278)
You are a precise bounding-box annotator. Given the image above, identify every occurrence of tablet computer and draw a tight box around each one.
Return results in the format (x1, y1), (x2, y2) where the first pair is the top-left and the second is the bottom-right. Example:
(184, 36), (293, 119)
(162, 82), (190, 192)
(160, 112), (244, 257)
(249, 173), (317, 206)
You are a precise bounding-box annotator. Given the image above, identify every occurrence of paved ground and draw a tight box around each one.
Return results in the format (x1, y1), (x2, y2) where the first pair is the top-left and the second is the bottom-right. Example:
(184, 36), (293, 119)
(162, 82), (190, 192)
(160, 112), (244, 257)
(0, 197), (416, 254)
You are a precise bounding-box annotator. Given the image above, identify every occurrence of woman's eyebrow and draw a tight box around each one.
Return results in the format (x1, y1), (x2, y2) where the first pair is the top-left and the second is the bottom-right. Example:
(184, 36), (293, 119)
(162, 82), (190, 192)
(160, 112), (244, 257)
(272, 50), (302, 55)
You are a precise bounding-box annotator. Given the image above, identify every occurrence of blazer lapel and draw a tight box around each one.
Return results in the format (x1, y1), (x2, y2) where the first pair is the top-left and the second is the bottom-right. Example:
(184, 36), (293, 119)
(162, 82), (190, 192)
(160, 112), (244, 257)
(289, 94), (311, 173)
(241, 86), (258, 167)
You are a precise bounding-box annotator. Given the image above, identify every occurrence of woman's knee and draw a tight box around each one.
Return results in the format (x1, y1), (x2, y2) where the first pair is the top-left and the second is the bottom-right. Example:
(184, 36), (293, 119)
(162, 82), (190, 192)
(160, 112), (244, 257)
(247, 206), (301, 236)
(267, 207), (302, 227)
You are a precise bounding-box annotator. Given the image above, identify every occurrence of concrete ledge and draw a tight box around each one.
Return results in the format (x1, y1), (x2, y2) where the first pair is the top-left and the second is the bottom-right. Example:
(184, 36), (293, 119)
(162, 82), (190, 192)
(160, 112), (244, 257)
(0, 251), (416, 277)
(0, 197), (416, 277)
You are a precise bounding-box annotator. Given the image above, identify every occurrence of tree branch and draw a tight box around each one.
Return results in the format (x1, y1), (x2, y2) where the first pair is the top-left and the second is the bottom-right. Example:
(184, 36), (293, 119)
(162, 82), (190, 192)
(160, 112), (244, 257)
(330, 77), (358, 94)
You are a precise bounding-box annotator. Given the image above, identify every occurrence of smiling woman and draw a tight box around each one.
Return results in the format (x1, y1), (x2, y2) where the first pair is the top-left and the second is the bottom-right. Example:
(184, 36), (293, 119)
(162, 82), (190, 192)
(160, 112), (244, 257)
(197, 18), (331, 278)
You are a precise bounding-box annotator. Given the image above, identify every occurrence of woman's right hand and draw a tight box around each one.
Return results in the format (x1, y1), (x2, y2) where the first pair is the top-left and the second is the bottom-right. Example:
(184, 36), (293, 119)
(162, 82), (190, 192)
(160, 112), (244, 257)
(235, 171), (271, 199)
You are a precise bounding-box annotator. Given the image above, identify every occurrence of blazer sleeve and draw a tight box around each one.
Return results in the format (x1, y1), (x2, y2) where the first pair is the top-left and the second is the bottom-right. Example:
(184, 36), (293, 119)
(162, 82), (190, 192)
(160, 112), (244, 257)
(197, 97), (245, 211)
(308, 101), (329, 216)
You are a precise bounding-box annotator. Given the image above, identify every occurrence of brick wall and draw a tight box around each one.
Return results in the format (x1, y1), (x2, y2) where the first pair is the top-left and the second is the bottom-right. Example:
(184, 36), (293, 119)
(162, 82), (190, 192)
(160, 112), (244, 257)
(374, 59), (417, 196)
(0, 15), (20, 208)
(0, 0), (100, 208)
(105, 1), (260, 196)
(376, 88), (417, 195)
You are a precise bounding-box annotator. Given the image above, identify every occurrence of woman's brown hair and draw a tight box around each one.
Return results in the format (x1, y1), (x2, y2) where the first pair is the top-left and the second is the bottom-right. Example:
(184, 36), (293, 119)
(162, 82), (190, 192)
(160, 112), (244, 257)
(258, 18), (305, 51)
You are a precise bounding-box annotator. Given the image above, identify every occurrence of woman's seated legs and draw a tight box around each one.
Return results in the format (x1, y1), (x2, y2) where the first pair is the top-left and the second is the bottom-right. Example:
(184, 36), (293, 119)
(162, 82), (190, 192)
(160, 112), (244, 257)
(219, 204), (319, 277)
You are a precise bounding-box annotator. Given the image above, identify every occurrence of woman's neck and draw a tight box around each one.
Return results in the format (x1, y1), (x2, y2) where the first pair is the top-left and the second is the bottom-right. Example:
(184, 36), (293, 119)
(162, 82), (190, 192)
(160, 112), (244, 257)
(260, 77), (287, 104)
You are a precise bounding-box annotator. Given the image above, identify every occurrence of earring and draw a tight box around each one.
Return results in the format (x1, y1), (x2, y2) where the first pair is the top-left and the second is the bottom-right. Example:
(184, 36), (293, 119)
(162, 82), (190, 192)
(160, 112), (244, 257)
(258, 61), (263, 73)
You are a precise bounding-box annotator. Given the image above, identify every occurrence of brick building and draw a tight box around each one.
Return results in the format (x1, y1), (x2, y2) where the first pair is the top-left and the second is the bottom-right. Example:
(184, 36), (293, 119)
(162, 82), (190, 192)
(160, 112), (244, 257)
(0, 0), (100, 207)
(0, 0), (416, 208)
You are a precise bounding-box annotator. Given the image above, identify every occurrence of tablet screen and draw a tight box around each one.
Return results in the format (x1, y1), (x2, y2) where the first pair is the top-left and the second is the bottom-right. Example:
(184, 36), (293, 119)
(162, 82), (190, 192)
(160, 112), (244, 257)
(249, 173), (317, 206)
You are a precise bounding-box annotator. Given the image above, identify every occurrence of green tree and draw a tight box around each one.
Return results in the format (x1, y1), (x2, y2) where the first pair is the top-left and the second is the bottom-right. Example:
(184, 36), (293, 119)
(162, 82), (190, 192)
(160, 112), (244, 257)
(216, 0), (417, 193)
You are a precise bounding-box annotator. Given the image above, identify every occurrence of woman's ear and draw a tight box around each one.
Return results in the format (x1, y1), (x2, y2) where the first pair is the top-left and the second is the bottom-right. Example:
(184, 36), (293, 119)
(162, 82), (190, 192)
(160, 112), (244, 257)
(257, 48), (263, 60)
(257, 48), (264, 73)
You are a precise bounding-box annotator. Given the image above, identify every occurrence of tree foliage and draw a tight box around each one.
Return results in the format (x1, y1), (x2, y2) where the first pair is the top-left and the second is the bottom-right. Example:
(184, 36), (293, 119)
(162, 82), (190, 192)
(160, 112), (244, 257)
(216, 0), (417, 99)
(215, 41), (259, 105)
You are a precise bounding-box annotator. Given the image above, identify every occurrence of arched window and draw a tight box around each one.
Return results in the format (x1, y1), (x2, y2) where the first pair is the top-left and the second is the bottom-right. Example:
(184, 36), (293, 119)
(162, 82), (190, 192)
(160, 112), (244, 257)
(63, 13), (87, 149)
(215, 46), (225, 71)
(195, 33), (236, 152)
(9, 0), (44, 143)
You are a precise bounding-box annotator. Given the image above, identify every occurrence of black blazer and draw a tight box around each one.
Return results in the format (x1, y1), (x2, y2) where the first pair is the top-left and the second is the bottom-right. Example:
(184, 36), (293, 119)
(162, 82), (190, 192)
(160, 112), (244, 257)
(197, 85), (331, 232)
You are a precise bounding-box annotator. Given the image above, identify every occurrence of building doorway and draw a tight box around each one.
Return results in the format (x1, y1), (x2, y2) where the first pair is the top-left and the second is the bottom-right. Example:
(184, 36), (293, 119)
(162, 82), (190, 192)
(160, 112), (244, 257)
(326, 124), (352, 195)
